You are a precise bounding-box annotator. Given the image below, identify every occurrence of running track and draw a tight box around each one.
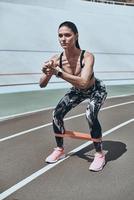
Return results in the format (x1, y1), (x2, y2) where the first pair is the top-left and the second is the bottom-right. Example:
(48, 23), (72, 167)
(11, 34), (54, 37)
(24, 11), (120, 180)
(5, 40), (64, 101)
(0, 95), (134, 200)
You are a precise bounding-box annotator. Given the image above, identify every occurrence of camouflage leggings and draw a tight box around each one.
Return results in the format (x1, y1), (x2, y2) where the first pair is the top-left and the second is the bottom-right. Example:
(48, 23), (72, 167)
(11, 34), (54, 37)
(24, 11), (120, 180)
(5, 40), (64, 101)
(53, 79), (107, 152)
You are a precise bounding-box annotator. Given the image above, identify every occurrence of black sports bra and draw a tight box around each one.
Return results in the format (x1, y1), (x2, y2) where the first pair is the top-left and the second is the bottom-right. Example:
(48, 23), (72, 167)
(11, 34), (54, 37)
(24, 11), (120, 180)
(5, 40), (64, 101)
(59, 50), (94, 80)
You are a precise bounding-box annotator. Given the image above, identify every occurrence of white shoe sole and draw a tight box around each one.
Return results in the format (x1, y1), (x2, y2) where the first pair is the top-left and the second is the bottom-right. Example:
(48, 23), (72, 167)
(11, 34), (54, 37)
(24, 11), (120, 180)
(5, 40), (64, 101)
(89, 161), (106, 172)
(45, 154), (66, 164)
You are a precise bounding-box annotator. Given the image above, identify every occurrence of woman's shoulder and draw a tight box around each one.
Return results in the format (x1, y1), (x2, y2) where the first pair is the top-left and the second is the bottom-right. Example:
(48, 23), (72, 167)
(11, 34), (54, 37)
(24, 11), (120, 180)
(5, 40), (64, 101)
(83, 50), (94, 60)
(50, 54), (59, 60)
(50, 52), (63, 61)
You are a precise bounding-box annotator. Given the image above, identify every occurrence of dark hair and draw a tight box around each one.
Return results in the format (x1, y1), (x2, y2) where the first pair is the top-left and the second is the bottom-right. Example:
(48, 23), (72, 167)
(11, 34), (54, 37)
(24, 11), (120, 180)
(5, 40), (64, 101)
(58, 21), (80, 49)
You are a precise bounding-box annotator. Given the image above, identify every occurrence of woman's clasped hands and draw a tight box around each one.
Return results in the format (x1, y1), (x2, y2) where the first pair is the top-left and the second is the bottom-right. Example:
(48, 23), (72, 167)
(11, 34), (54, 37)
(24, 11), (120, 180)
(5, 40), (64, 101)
(42, 59), (58, 76)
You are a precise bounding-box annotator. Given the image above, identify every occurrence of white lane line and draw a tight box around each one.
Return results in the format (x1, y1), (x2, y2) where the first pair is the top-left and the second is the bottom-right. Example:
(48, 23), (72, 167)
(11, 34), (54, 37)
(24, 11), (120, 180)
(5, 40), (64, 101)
(101, 100), (134, 110)
(108, 94), (134, 98)
(0, 101), (134, 142)
(0, 106), (55, 122)
(0, 94), (133, 122)
(0, 118), (134, 200)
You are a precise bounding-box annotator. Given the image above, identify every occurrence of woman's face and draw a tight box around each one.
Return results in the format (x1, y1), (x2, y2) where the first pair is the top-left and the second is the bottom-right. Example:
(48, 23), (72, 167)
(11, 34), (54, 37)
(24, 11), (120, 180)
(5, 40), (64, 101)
(58, 26), (77, 49)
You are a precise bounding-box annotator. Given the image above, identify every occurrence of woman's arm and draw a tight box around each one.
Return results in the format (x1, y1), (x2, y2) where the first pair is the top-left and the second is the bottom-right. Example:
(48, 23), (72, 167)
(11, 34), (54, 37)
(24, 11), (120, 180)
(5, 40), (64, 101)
(39, 72), (53, 88)
(54, 52), (95, 89)
(39, 55), (59, 88)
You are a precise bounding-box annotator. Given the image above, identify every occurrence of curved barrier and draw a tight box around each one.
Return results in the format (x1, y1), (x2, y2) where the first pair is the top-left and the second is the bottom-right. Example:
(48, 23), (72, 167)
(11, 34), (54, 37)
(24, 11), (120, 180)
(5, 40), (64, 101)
(0, 0), (134, 93)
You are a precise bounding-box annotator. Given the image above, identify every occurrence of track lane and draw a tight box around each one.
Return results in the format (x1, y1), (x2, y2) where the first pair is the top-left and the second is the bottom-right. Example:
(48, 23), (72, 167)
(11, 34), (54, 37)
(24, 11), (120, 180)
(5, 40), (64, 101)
(0, 95), (134, 139)
(0, 95), (134, 200)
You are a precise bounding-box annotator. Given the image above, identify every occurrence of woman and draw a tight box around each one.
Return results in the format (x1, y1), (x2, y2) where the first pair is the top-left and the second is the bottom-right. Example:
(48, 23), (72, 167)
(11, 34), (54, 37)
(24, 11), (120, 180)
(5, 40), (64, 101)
(39, 21), (107, 171)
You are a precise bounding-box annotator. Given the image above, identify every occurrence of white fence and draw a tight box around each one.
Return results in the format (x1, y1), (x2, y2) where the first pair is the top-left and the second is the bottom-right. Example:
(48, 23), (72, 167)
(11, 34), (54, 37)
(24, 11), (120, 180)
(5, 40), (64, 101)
(0, 0), (134, 93)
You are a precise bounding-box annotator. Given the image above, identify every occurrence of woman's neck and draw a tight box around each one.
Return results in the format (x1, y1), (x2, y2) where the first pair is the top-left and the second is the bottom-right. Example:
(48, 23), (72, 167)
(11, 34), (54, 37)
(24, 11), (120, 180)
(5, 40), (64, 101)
(64, 47), (81, 58)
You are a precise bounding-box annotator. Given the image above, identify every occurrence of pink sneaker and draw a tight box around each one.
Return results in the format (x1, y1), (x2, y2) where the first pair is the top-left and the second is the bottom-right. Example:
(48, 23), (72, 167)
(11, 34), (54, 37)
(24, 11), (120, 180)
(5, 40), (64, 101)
(45, 147), (65, 163)
(89, 153), (105, 172)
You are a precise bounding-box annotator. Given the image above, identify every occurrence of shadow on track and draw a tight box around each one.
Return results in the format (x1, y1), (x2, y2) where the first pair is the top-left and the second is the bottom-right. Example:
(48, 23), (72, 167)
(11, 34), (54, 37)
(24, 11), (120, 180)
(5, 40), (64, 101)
(71, 140), (127, 163)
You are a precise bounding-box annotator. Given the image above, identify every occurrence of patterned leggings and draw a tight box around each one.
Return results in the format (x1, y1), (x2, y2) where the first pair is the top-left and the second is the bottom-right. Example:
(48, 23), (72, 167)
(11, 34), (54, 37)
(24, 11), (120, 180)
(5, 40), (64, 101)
(53, 79), (107, 152)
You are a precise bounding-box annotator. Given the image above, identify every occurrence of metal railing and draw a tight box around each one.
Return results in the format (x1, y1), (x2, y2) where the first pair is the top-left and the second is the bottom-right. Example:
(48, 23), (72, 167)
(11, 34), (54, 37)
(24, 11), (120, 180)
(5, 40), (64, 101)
(84, 0), (134, 6)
